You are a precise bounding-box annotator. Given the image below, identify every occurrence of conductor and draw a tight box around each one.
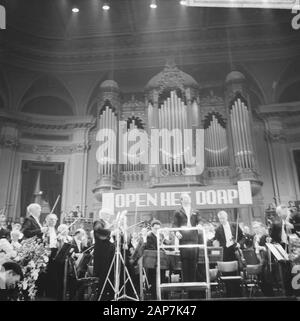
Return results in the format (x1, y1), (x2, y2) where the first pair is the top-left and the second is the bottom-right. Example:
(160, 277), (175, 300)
(173, 193), (202, 288)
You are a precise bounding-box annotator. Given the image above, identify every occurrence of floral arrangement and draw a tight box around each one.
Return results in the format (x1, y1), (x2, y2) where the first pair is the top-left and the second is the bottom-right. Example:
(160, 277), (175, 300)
(0, 237), (51, 300)
(0, 238), (17, 266)
(14, 237), (51, 300)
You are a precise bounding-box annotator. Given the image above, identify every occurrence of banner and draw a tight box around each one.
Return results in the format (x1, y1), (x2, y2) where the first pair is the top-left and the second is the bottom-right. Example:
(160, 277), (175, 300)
(102, 180), (252, 213)
(184, 0), (297, 10)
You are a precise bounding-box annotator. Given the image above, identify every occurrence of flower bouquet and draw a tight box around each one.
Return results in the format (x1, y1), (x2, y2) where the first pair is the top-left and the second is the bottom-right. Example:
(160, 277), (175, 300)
(13, 237), (51, 300)
(0, 238), (17, 266)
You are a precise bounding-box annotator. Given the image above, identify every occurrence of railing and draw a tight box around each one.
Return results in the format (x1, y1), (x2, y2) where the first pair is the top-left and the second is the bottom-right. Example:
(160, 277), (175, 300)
(156, 226), (211, 300)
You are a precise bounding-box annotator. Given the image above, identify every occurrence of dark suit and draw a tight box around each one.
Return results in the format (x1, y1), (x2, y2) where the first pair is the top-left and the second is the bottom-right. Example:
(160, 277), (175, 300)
(93, 226), (115, 300)
(269, 218), (289, 247)
(0, 227), (10, 240)
(290, 211), (300, 232)
(21, 215), (43, 239)
(145, 231), (158, 250)
(173, 207), (202, 284)
(214, 223), (244, 261)
(145, 231), (166, 299)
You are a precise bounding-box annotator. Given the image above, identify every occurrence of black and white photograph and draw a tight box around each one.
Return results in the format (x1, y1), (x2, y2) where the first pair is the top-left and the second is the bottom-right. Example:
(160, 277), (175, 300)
(0, 0), (300, 310)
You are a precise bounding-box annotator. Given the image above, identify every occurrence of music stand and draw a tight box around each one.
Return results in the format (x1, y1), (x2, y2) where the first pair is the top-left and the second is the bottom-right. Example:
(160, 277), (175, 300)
(98, 213), (139, 301)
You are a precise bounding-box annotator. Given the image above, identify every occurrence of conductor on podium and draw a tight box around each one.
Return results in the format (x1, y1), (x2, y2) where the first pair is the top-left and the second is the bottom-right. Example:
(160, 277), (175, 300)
(173, 193), (202, 286)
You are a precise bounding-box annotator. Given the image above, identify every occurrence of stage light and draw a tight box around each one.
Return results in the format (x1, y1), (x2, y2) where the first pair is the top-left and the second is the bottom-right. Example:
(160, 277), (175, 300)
(150, 0), (157, 9)
(102, 2), (110, 10)
(180, 0), (187, 5)
(72, 7), (79, 13)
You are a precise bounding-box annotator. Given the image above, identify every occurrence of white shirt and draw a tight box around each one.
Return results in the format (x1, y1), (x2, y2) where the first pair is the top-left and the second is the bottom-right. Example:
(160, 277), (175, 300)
(281, 220), (288, 244)
(48, 227), (57, 248)
(75, 239), (81, 252)
(223, 222), (234, 248)
(183, 206), (192, 227)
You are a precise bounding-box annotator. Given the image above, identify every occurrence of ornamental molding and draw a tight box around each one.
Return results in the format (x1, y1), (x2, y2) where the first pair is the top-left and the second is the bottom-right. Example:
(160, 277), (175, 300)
(0, 111), (95, 131)
(257, 101), (300, 118)
(200, 91), (224, 106)
(265, 130), (287, 143)
(18, 142), (90, 155)
(0, 136), (19, 149)
(122, 96), (145, 111)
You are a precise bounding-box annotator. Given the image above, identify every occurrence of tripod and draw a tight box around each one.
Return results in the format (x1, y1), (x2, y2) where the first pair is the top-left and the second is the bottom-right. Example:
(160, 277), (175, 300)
(98, 215), (139, 301)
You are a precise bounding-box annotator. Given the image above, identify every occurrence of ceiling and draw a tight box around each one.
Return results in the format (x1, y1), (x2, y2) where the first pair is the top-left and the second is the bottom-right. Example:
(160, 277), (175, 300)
(1, 0), (300, 72)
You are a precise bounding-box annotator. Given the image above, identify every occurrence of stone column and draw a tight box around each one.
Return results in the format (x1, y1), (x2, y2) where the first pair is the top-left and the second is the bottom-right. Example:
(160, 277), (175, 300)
(0, 124), (19, 218)
(66, 128), (90, 217)
(266, 116), (297, 204)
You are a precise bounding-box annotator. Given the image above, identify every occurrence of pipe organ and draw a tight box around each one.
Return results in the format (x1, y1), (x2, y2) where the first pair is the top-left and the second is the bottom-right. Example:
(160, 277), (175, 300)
(158, 90), (189, 174)
(93, 65), (261, 205)
(204, 114), (229, 167)
(229, 96), (255, 170)
(98, 105), (118, 176)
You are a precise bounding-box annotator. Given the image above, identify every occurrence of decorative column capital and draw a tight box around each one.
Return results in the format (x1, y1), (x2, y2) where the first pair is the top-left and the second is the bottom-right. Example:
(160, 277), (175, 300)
(265, 117), (287, 142)
(0, 135), (19, 149)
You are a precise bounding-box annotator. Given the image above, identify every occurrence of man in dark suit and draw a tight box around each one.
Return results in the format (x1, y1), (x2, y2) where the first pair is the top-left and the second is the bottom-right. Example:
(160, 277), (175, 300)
(144, 220), (166, 299)
(93, 219), (115, 301)
(21, 203), (48, 297)
(173, 193), (202, 287)
(269, 204), (294, 296)
(21, 203), (47, 239)
(213, 210), (244, 262)
(269, 204), (294, 250)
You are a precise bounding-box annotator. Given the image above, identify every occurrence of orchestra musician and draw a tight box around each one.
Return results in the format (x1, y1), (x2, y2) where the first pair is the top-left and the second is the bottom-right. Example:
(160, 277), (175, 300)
(57, 224), (73, 248)
(21, 203), (48, 239)
(71, 228), (88, 254)
(269, 204), (294, 250)
(93, 218), (115, 300)
(252, 221), (274, 296)
(43, 213), (59, 299)
(173, 193), (202, 299)
(213, 210), (244, 262)
(269, 204), (294, 295)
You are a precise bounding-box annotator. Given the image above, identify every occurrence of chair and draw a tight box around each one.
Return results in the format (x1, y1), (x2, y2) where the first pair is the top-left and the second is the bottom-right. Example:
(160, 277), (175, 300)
(244, 264), (262, 297)
(209, 268), (222, 298)
(68, 257), (99, 301)
(241, 249), (263, 297)
(216, 261), (244, 298)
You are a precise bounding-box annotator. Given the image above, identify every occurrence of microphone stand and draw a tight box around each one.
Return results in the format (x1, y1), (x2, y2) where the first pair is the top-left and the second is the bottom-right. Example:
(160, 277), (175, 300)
(98, 213), (139, 301)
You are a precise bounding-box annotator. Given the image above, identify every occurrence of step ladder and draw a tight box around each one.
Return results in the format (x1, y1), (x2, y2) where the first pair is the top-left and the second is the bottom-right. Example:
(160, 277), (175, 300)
(156, 226), (211, 300)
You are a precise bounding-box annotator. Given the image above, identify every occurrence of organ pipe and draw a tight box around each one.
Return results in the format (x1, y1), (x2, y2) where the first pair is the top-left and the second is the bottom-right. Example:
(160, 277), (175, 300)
(204, 115), (229, 167)
(230, 97), (254, 169)
(98, 106), (118, 176)
(157, 90), (188, 174)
